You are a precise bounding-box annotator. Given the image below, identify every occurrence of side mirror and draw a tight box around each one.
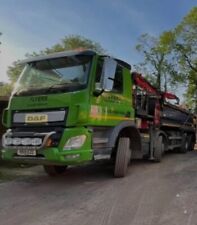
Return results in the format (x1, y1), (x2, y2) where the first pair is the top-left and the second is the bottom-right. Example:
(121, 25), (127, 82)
(101, 57), (117, 91)
(94, 57), (117, 97)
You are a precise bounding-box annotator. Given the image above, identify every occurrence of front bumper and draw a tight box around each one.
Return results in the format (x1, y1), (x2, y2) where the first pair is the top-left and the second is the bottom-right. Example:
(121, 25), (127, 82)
(1, 127), (93, 165)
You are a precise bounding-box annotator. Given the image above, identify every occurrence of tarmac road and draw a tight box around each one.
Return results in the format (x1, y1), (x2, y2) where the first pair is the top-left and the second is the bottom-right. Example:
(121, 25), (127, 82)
(0, 151), (197, 225)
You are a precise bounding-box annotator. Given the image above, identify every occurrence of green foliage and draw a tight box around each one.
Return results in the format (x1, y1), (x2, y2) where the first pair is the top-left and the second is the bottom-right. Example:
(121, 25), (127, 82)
(161, 7), (197, 112)
(7, 35), (105, 85)
(41, 35), (105, 55)
(7, 61), (24, 84)
(135, 7), (197, 112)
(135, 33), (179, 91)
(174, 10), (197, 73)
(0, 83), (12, 96)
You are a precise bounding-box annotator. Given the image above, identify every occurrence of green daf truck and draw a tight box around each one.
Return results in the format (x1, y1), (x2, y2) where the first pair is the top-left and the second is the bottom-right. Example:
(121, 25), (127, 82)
(1, 50), (196, 177)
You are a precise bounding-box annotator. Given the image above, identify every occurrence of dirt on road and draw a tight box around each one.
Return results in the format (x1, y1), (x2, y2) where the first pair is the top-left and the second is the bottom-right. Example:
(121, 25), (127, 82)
(0, 151), (197, 225)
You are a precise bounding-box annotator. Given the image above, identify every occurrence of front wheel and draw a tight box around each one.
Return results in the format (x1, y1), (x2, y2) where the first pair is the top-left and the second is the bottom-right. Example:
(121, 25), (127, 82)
(43, 165), (68, 176)
(114, 137), (131, 178)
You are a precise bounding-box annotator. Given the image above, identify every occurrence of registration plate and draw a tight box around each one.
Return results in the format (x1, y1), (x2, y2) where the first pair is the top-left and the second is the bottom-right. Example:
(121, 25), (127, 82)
(17, 149), (36, 156)
(25, 114), (48, 123)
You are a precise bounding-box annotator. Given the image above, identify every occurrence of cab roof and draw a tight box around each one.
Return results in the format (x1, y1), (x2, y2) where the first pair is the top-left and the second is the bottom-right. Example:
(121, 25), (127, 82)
(20, 49), (131, 70)
(21, 50), (96, 64)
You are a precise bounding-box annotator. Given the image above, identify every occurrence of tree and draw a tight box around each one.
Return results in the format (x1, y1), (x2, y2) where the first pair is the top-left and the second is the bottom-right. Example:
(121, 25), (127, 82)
(7, 35), (105, 84)
(175, 7), (197, 112)
(135, 33), (180, 91)
(7, 60), (24, 84)
(0, 83), (12, 96)
(160, 7), (197, 112)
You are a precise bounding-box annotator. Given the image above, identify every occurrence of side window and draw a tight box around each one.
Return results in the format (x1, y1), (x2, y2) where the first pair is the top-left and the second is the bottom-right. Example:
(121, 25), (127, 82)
(112, 65), (123, 93)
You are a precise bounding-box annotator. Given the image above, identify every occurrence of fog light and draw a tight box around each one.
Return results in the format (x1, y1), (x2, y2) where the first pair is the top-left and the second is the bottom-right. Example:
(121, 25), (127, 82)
(31, 138), (42, 146)
(13, 138), (22, 146)
(65, 154), (80, 159)
(21, 138), (32, 146)
(64, 135), (86, 150)
(4, 137), (13, 146)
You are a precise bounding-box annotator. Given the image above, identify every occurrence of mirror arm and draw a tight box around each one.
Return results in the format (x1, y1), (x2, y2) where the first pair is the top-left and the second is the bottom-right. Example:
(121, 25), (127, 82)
(93, 89), (104, 97)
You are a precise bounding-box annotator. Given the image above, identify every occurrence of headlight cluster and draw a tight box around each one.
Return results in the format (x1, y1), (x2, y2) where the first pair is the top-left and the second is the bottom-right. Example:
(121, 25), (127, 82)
(3, 137), (42, 146)
(64, 135), (86, 150)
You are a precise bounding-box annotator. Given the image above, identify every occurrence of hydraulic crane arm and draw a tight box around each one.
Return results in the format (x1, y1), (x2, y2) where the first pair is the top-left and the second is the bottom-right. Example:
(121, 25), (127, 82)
(132, 72), (160, 96)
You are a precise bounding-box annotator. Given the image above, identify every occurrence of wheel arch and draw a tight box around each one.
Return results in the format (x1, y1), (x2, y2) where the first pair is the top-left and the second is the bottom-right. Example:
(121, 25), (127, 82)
(108, 121), (142, 153)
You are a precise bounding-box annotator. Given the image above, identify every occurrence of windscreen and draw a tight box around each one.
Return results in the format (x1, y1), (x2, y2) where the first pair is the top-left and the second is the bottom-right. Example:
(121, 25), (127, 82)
(13, 55), (92, 96)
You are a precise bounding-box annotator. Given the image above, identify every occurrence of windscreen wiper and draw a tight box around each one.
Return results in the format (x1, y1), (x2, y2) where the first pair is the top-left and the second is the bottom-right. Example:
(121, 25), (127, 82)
(46, 59), (65, 78)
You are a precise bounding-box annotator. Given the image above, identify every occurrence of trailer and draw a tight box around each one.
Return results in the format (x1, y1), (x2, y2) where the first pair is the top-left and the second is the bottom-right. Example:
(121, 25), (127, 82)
(133, 72), (196, 161)
(1, 50), (196, 177)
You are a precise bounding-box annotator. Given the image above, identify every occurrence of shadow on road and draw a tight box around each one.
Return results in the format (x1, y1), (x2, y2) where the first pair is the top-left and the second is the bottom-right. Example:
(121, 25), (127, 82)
(1, 150), (197, 187)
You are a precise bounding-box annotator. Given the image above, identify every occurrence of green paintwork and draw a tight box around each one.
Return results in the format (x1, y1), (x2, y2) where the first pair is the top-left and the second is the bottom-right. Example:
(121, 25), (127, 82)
(2, 52), (135, 165)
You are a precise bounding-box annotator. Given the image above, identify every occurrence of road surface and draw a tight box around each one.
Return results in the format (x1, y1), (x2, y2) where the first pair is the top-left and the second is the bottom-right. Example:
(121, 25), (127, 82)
(0, 151), (197, 225)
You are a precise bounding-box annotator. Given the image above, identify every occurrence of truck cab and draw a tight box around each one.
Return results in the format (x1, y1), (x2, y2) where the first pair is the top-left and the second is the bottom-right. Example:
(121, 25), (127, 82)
(2, 50), (141, 177)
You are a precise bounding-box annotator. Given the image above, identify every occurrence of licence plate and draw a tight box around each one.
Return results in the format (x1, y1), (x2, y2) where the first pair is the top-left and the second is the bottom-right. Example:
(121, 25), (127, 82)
(17, 149), (36, 156)
(25, 114), (48, 123)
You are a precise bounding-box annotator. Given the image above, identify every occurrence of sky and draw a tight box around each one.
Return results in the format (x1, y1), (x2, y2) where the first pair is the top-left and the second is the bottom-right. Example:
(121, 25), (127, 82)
(0, 0), (196, 86)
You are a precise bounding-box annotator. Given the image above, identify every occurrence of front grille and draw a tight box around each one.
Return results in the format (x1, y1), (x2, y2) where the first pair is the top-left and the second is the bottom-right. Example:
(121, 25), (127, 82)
(11, 108), (68, 127)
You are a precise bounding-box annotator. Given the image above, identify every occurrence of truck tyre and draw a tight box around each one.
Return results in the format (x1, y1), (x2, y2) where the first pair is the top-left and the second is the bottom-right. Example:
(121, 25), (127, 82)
(114, 137), (131, 178)
(43, 165), (68, 176)
(189, 141), (195, 151)
(179, 134), (189, 153)
(153, 135), (163, 162)
(188, 135), (195, 151)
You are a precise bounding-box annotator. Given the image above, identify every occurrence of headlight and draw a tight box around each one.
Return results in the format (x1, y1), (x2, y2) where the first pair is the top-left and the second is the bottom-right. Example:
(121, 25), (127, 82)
(64, 135), (86, 150)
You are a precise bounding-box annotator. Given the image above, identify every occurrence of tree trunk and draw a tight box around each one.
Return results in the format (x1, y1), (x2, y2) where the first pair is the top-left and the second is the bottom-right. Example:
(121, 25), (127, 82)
(156, 73), (161, 90)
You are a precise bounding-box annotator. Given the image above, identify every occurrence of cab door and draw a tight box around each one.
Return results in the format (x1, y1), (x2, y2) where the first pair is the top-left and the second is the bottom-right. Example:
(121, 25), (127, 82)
(89, 57), (132, 126)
